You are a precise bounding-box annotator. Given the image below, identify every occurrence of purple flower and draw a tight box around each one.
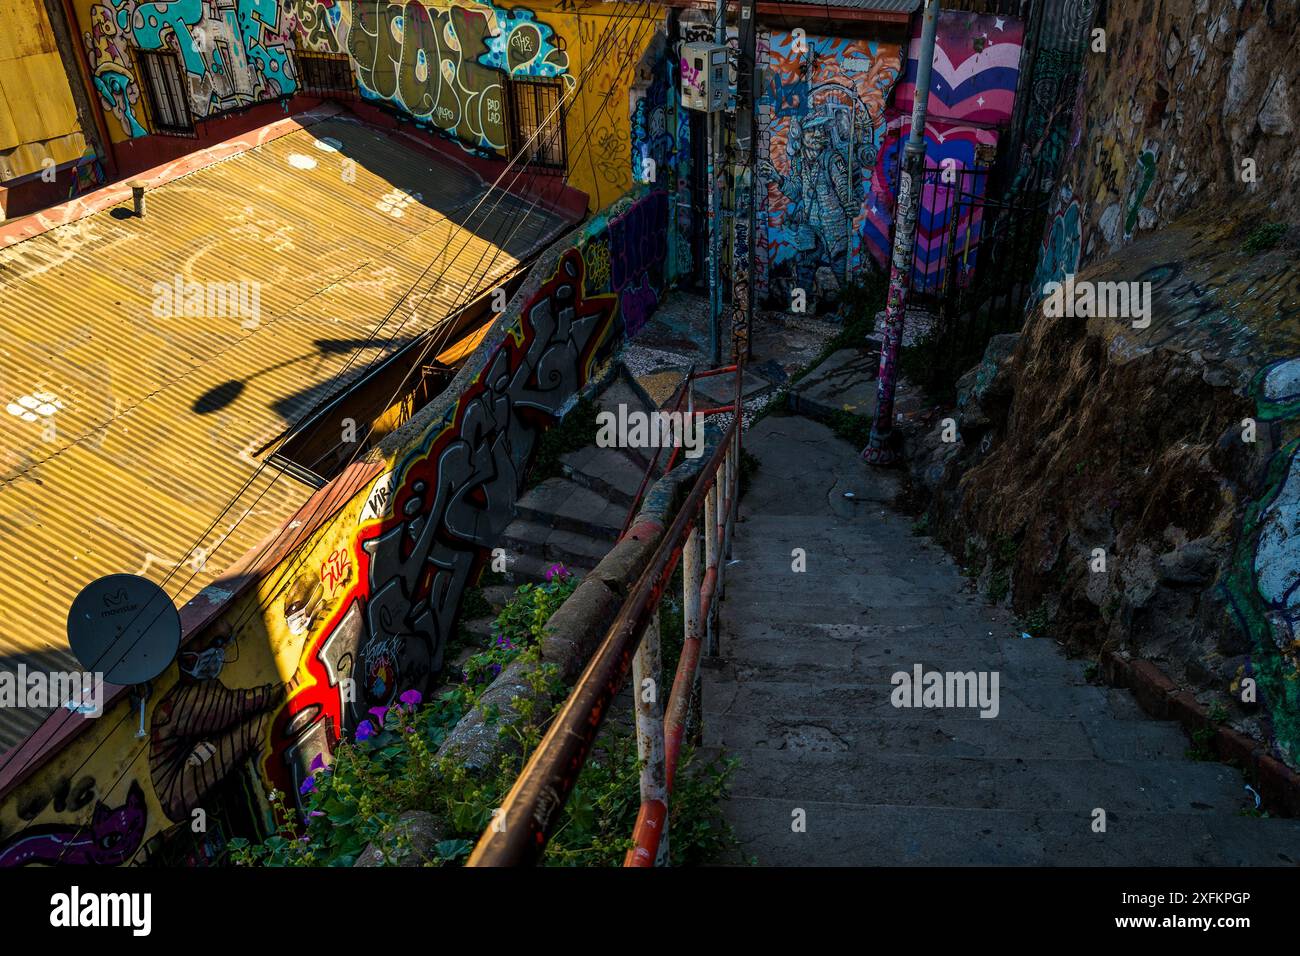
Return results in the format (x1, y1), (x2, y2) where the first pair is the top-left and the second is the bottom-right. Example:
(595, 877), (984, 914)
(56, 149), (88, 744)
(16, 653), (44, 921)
(545, 562), (569, 583)
(491, 663), (502, 676)
(355, 719), (376, 741)
(299, 775), (316, 795)
(309, 753), (326, 773)
(308, 810), (325, 818)
(399, 689), (423, 709)
(369, 705), (389, 728)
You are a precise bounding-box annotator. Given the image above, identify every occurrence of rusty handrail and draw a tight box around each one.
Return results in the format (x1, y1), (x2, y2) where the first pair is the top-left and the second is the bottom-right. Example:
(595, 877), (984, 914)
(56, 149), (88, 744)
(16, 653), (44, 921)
(469, 363), (744, 867)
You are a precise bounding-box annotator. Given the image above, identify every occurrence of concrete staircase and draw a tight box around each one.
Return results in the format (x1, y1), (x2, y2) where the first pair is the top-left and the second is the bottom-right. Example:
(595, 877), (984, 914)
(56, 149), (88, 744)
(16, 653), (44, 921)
(499, 365), (662, 585)
(704, 414), (1300, 866)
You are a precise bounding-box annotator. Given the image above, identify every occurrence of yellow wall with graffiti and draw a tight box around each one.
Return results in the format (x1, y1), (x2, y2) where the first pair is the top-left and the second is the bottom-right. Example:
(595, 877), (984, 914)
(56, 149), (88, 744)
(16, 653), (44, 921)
(0, 0), (89, 185)
(72, 0), (659, 211)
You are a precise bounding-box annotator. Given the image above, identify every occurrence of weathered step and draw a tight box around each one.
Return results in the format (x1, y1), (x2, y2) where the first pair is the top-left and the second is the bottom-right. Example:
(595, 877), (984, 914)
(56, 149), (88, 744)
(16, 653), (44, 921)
(500, 552), (593, 586)
(722, 750), (1250, 814)
(498, 517), (611, 568)
(560, 445), (648, 506)
(595, 376), (664, 474)
(704, 678), (1149, 723)
(703, 712), (1196, 762)
(717, 798), (1300, 867)
(514, 477), (626, 542)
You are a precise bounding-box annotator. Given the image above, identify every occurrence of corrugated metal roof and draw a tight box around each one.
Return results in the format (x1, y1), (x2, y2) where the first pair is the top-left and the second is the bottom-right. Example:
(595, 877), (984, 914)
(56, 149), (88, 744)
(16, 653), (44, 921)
(0, 116), (570, 753)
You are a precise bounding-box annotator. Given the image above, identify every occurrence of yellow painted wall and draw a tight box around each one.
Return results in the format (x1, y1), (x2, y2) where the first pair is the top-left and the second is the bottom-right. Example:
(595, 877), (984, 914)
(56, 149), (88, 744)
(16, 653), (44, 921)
(0, 0), (88, 183)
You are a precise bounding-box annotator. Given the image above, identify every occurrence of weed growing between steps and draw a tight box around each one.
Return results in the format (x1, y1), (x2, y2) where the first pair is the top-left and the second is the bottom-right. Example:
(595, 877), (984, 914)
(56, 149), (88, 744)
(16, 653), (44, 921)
(528, 395), (601, 487)
(228, 566), (739, 867)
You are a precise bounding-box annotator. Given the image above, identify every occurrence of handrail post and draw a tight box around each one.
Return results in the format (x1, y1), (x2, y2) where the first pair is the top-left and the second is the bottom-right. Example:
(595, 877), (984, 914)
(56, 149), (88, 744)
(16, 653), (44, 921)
(682, 523), (705, 754)
(631, 609), (668, 866)
(703, 483), (719, 657)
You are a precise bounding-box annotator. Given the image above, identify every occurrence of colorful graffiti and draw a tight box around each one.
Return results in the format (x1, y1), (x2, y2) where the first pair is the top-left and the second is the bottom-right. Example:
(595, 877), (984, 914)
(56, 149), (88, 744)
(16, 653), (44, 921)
(757, 31), (902, 304)
(606, 189), (667, 337)
(0, 783), (146, 867)
(263, 244), (616, 800)
(862, 11), (1024, 293)
(82, 0), (297, 139)
(892, 10), (1024, 128)
(1223, 357), (1300, 763)
(1032, 190), (1082, 295)
(345, 0), (569, 154)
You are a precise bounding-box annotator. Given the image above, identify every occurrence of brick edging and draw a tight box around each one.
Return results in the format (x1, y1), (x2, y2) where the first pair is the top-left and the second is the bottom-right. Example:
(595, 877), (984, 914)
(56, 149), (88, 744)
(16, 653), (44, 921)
(1099, 650), (1300, 817)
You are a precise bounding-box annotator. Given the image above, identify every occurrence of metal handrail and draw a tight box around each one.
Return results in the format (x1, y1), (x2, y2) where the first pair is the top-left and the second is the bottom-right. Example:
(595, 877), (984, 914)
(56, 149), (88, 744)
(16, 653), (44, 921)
(469, 363), (743, 867)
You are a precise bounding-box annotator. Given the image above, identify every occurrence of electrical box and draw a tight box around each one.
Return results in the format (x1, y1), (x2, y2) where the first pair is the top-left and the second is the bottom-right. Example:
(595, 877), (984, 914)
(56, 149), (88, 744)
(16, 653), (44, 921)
(681, 41), (728, 113)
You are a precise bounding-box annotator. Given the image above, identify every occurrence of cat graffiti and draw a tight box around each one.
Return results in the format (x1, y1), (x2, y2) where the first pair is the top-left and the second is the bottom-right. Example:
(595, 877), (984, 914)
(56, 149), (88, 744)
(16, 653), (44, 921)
(0, 782), (147, 867)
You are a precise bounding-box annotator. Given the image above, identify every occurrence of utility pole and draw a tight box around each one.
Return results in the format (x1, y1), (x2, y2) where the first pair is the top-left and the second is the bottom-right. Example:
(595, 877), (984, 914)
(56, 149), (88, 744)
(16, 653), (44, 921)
(707, 0), (725, 367)
(729, 0), (758, 362)
(862, 0), (941, 466)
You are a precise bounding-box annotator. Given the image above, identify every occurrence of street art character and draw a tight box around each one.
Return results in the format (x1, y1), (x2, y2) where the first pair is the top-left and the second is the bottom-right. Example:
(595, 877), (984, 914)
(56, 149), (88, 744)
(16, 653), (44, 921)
(148, 629), (285, 822)
(0, 782), (147, 867)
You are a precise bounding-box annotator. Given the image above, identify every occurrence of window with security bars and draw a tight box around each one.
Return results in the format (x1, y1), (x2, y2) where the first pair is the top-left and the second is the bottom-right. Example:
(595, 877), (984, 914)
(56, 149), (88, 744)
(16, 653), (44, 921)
(294, 51), (356, 98)
(509, 78), (566, 169)
(136, 50), (194, 135)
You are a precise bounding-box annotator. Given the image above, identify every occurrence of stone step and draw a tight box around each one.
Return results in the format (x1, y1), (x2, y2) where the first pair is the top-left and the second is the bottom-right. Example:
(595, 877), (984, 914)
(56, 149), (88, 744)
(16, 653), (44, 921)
(716, 798), (1300, 867)
(560, 445), (649, 506)
(514, 477), (626, 542)
(498, 517), (611, 568)
(703, 678), (1148, 723)
(721, 750), (1248, 814)
(501, 552), (593, 586)
(703, 712), (1195, 762)
(481, 585), (517, 609)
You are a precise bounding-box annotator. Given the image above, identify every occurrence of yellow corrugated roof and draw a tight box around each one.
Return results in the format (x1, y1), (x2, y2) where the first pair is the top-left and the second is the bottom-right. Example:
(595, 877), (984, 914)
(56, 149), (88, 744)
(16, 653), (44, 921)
(0, 115), (569, 750)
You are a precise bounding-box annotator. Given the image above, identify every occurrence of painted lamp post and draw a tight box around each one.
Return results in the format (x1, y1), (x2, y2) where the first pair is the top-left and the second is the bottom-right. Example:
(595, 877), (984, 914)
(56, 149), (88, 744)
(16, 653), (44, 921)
(862, 0), (941, 466)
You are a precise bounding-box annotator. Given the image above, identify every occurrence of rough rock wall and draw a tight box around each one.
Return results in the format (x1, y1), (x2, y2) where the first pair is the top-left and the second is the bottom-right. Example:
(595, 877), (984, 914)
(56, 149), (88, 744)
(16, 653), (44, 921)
(911, 209), (1300, 767)
(1035, 0), (1299, 289)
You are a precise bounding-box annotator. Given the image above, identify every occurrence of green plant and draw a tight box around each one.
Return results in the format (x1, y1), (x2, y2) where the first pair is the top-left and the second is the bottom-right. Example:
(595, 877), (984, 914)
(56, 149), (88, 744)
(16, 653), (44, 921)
(826, 409), (873, 448)
(1022, 603), (1049, 636)
(529, 396), (601, 486)
(231, 565), (740, 867)
(986, 568), (1010, 605)
(1083, 661), (1100, 683)
(1242, 222), (1287, 254)
(911, 513), (931, 536)
(1208, 701), (1229, 724)
(1186, 726), (1216, 761)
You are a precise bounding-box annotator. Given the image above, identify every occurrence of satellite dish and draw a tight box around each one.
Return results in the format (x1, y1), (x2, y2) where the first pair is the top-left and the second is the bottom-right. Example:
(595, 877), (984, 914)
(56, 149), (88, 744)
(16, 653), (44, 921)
(67, 574), (180, 685)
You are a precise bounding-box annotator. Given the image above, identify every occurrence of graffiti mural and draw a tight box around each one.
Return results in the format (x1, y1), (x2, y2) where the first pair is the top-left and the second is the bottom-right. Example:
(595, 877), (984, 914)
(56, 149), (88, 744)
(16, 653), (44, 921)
(606, 189), (668, 337)
(0, 783), (147, 867)
(757, 31), (902, 305)
(862, 11), (1024, 293)
(82, 0), (298, 139)
(344, 0), (569, 156)
(1032, 190), (1082, 295)
(1223, 357), (1300, 763)
(263, 245), (616, 799)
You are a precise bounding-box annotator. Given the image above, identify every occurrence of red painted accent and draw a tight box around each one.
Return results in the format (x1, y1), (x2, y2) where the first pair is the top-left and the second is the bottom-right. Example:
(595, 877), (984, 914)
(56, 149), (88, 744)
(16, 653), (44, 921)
(624, 799), (668, 866)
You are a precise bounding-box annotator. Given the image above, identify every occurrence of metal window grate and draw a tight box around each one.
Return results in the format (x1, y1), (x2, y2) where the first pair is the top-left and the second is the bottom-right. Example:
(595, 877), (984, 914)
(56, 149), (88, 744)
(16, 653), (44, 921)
(137, 50), (194, 136)
(293, 51), (356, 99)
(510, 78), (566, 169)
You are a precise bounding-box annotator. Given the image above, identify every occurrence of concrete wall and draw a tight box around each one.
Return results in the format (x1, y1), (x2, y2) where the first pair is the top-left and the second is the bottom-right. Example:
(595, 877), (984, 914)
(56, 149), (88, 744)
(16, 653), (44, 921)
(0, 184), (670, 867)
(71, 0), (660, 211)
